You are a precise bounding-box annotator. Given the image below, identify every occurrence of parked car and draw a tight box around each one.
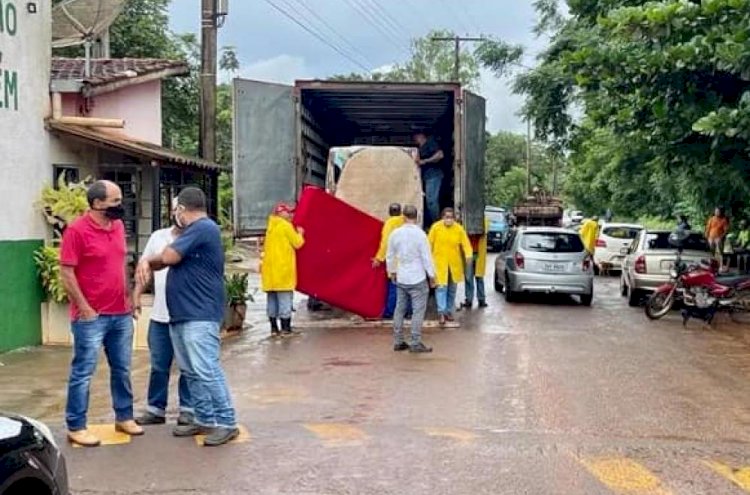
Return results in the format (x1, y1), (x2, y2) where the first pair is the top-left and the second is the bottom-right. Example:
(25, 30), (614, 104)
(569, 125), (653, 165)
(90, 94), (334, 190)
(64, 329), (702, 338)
(485, 206), (509, 251)
(621, 230), (712, 307)
(494, 227), (594, 305)
(594, 223), (643, 273)
(570, 210), (584, 224)
(0, 413), (68, 495)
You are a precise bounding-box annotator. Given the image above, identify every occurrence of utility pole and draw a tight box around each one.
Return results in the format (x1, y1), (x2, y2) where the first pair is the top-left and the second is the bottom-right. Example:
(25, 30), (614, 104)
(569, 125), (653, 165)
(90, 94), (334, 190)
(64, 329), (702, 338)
(526, 117), (532, 195)
(200, 0), (218, 162)
(430, 35), (485, 82)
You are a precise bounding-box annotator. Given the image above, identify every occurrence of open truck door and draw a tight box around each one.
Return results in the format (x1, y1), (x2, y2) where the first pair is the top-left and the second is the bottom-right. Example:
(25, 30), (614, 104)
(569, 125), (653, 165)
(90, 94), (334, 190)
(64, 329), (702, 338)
(461, 90), (486, 235)
(233, 79), (296, 237)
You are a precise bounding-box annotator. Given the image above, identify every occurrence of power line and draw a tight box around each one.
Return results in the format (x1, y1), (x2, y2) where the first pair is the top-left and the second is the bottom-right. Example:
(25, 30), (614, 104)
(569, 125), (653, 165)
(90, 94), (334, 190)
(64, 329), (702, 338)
(361, 0), (412, 41)
(437, 0), (472, 35)
(341, 0), (410, 57)
(263, 0), (371, 72)
(431, 35), (486, 81)
(284, 0), (373, 69)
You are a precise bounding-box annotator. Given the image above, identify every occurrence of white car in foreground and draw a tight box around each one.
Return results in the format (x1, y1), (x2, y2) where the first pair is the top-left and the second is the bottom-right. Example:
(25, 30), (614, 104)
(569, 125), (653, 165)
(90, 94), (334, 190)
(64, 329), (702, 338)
(594, 223), (643, 272)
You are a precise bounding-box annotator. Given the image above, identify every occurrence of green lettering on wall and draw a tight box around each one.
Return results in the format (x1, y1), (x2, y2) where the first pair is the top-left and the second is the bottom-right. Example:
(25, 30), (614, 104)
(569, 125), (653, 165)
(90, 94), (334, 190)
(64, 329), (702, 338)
(5, 2), (16, 36)
(0, 1), (17, 36)
(4, 69), (18, 111)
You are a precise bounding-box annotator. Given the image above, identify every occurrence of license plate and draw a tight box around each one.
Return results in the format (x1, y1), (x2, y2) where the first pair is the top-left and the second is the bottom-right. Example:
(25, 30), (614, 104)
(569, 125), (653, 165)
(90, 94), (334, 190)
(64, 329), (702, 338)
(543, 263), (566, 272)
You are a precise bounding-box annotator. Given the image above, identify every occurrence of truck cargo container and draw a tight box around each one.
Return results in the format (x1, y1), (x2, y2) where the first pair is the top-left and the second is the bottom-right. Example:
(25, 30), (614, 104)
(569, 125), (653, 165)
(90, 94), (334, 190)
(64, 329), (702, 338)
(233, 79), (486, 236)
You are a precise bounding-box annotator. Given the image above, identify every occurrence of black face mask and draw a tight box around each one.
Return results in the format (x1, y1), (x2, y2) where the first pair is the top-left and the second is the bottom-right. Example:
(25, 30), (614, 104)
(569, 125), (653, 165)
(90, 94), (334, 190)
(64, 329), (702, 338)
(98, 205), (125, 220)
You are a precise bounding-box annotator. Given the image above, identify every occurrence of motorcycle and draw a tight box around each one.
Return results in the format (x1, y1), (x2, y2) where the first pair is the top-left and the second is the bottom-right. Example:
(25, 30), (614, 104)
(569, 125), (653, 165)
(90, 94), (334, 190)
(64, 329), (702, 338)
(644, 230), (750, 325)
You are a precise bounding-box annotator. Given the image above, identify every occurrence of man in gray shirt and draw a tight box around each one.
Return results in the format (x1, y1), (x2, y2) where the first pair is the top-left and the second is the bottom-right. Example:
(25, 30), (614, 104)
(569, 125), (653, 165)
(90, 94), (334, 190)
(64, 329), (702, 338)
(386, 204), (437, 353)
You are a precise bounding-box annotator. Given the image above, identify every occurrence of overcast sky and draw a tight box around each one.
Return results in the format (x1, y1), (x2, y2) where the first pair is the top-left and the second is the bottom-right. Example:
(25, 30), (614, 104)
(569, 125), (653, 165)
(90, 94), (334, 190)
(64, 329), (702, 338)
(168, 0), (546, 133)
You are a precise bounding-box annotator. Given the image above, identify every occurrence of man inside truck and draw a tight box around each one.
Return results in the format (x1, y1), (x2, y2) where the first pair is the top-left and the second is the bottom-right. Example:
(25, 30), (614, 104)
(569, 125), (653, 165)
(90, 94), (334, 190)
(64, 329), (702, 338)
(414, 131), (445, 229)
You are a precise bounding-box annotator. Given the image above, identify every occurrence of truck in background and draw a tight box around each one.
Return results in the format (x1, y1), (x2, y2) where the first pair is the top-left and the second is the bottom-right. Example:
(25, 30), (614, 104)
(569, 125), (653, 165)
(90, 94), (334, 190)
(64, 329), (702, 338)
(511, 189), (563, 228)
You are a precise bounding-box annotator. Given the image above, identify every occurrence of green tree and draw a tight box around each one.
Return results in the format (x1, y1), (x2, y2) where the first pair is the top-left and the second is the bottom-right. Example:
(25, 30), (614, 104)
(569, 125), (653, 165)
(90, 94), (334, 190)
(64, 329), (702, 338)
(484, 131), (561, 207)
(504, 0), (750, 221)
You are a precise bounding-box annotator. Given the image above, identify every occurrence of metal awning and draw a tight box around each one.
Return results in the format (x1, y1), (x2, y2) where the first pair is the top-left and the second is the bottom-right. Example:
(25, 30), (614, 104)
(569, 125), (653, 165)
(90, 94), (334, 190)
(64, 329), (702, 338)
(47, 121), (225, 171)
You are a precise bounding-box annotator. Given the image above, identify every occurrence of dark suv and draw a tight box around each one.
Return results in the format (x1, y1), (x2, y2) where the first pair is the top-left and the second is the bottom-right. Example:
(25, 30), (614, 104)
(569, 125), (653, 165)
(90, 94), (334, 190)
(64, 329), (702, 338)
(0, 413), (68, 495)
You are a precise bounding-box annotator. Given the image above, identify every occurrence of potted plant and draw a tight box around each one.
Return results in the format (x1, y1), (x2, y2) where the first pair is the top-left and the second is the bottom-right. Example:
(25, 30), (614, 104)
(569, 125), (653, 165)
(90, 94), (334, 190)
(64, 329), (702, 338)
(224, 272), (253, 331)
(34, 175), (89, 345)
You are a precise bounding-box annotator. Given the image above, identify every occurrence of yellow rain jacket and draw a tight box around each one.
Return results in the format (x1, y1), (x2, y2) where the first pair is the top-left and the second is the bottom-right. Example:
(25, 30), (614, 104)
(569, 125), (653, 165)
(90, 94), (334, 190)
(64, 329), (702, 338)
(579, 218), (599, 254)
(428, 221), (473, 286)
(261, 215), (305, 292)
(375, 215), (405, 262)
(473, 217), (490, 276)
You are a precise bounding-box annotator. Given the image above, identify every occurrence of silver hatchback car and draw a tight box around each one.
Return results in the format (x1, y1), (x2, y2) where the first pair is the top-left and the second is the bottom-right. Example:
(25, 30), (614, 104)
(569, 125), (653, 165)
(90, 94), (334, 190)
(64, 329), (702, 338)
(494, 227), (595, 305)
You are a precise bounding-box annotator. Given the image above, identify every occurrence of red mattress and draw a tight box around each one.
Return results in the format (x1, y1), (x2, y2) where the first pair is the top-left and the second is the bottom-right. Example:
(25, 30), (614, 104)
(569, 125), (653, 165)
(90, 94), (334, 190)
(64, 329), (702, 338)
(294, 186), (386, 318)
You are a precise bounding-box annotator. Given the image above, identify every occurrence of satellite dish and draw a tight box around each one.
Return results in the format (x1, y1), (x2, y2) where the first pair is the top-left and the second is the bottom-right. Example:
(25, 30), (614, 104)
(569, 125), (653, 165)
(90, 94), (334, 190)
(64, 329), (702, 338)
(51, 0), (127, 49)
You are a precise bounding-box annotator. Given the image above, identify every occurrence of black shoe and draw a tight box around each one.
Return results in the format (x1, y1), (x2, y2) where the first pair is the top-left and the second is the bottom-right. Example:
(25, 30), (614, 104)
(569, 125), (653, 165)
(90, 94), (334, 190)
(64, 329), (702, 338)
(203, 427), (240, 447)
(462, 301), (472, 309)
(177, 411), (194, 426)
(478, 301), (488, 308)
(173, 424), (213, 437)
(135, 412), (166, 426)
(270, 318), (280, 336)
(409, 342), (433, 353)
(393, 342), (409, 351)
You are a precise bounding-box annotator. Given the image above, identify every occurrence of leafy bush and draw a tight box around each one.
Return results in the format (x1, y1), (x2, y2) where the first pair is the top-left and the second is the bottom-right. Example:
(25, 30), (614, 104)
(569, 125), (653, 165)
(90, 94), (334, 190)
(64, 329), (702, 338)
(34, 246), (67, 303)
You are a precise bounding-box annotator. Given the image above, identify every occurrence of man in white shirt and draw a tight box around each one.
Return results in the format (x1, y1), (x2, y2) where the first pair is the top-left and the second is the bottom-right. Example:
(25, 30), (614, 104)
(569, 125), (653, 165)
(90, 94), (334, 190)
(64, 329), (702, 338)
(133, 215), (193, 425)
(386, 204), (437, 353)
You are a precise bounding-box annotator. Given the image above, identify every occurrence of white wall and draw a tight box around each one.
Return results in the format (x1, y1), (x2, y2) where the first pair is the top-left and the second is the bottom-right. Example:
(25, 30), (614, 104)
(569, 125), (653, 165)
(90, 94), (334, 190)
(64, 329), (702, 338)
(0, 1), (51, 240)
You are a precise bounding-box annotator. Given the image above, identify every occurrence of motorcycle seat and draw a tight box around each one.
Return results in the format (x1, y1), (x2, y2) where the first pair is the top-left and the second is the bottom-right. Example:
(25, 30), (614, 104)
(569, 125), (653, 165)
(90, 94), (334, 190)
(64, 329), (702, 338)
(716, 275), (750, 287)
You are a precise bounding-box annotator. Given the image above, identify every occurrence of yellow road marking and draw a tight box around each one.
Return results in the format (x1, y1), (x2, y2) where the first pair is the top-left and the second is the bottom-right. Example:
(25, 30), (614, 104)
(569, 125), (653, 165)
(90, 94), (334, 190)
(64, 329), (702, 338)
(71, 424), (131, 448)
(420, 427), (478, 443)
(248, 385), (307, 405)
(194, 425), (251, 446)
(303, 423), (368, 447)
(579, 457), (672, 495)
(705, 461), (750, 492)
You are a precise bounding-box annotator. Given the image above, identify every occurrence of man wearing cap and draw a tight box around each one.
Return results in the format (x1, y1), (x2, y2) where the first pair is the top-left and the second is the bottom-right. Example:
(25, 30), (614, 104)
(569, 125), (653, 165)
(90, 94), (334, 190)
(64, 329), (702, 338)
(261, 202), (305, 336)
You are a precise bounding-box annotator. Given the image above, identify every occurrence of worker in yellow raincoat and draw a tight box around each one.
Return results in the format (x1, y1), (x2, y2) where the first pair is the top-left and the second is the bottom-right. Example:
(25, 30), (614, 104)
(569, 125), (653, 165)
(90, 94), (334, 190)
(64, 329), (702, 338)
(579, 216), (599, 255)
(463, 216), (489, 309)
(373, 203), (407, 318)
(261, 202), (305, 336)
(428, 207), (473, 325)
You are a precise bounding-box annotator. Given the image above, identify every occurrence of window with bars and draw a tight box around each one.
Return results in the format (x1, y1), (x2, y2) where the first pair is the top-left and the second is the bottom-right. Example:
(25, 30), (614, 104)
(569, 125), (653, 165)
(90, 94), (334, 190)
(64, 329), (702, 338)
(157, 167), (218, 229)
(101, 168), (139, 240)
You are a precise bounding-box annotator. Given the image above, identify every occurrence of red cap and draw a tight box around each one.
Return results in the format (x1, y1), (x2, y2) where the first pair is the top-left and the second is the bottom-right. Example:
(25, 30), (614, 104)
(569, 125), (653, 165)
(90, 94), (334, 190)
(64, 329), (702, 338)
(273, 202), (295, 215)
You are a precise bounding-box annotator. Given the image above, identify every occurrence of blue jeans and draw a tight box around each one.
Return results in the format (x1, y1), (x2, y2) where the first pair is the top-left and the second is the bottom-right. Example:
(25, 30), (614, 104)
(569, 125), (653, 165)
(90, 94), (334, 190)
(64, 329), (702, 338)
(266, 291), (293, 319)
(435, 272), (458, 316)
(464, 254), (486, 304)
(170, 321), (236, 429)
(66, 314), (134, 431)
(146, 321), (192, 417)
(422, 168), (444, 228)
(394, 280), (429, 345)
(383, 280), (412, 319)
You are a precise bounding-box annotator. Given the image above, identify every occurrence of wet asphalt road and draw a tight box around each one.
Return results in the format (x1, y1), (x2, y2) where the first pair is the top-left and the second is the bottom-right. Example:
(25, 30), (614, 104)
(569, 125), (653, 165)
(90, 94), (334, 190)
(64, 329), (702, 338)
(5, 257), (750, 494)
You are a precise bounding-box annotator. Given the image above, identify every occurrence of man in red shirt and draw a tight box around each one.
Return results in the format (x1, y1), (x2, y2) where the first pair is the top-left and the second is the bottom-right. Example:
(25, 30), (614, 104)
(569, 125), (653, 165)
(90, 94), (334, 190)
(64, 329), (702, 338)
(60, 180), (143, 447)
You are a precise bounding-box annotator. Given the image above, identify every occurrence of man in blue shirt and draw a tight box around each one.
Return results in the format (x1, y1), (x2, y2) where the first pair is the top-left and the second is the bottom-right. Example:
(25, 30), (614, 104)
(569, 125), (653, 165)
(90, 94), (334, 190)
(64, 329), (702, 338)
(414, 131), (445, 228)
(137, 187), (238, 447)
